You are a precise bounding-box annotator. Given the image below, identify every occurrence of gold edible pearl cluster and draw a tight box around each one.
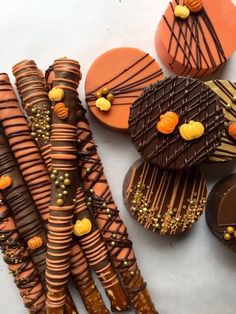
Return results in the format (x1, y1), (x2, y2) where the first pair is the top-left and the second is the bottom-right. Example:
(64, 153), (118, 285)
(130, 181), (205, 235)
(223, 226), (236, 241)
(28, 105), (51, 143)
(50, 169), (72, 206)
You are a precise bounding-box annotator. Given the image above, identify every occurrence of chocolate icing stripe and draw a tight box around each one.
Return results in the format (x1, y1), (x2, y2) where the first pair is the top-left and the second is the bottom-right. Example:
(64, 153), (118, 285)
(124, 160), (206, 234)
(46, 63), (129, 312)
(45, 58), (87, 312)
(14, 61), (105, 313)
(129, 77), (224, 169)
(0, 125), (48, 282)
(75, 103), (158, 313)
(0, 74), (50, 222)
(86, 54), (163, 105)
(164, 0), (226, 77)
(0, 197), (46, 313)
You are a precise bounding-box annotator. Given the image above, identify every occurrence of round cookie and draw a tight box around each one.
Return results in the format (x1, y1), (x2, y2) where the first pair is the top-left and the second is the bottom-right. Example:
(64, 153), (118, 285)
(129, 76), (225, 170)
(206, 174), (236, 252)
(85, 47), (164, 132)
(206, 80), (236, 162)
(123, 159), (207, 235)
(155, 0), (236, 78)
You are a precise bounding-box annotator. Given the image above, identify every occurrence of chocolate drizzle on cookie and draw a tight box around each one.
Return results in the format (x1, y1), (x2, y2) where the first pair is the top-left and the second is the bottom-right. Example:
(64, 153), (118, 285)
(123, 159), (207, 235)
(86, 53), (163, 105)
(163, 0), (226, 77)
(206, 80), (236, 162)
(129, 76), (224, 169)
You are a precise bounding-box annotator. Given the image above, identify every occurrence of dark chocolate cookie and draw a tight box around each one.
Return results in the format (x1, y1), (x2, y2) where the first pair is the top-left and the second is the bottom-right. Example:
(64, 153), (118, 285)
(129, 76), (225, 169)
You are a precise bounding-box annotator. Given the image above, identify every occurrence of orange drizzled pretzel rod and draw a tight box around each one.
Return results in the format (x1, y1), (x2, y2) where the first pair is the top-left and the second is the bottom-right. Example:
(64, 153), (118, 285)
(13, 60), (111, 314)
(0, 192), (46, 313)
(45, 60), (129, 311)
(0, 73), (78, 314)
(45, 58), (84, 312)
(46, 68), (158, 313)
(75, 105), (158, 313)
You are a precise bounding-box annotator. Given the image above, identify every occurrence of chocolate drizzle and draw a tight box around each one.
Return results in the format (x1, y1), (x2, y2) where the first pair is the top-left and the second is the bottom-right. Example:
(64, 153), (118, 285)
(0, 197), (46, 313)
(123, 159), (207, 235)
(206, 80), (236, 162)
(129, 76), (224, 169)
(76, 104), (158, 313)
(0, 125), (47, 280)
(163, 0), (227, 77)
(86, 53), (163, 104)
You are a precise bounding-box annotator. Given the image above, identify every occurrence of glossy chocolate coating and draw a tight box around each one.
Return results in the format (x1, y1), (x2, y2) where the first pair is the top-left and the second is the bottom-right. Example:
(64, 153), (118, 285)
(123, 159), (207, 235)
(206, 174), (236, 252)
(129, 76), (225, 169)
(206, 80), (236, 162)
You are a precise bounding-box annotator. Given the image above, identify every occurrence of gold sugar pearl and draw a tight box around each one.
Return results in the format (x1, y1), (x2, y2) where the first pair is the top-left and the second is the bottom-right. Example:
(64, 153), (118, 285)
(64, 178), (71, 186)
(232, 96), (236, 103)
(65, 173), (69, 178)
(56, 199), (64, 206)
(226, 103), (232, 110)
(106, 93), (114, 102)
(224, 233), (231, 241)
(226, 226), (235, 234)
(102, 87), (109, 95)
(95, 91), (102, 99)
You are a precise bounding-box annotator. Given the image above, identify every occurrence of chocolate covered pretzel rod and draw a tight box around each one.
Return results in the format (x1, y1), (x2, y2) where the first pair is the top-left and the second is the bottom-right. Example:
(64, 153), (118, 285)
(76, 105), (158, 313)
(0, 194), (46, 313)
(43, 62), (129, 311)
(45, 58), (82, 312)
(0, 124), (47, 280)
(13, 60), (51, 168)
(0, 73), (50, 223)
(13, 61), (110, 314)
(46, 67), (157, 313)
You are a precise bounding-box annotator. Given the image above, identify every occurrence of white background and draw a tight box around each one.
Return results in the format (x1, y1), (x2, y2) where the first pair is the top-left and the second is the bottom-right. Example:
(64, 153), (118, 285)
(0, 1), (235, 313)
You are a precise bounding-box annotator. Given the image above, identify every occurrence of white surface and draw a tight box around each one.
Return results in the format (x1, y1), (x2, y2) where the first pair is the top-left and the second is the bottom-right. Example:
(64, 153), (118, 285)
(0, 1), (235, 313)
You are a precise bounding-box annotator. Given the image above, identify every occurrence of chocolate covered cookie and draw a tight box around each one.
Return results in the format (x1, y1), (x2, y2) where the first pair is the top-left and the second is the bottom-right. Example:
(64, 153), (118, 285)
(129, 76), (225, 170)
(155, 0), (236, 78)
(85, 47), (164, 132)
(123, 159), (207, 235)
(206, 174), (236, 252)
(206, 80), (236, 163)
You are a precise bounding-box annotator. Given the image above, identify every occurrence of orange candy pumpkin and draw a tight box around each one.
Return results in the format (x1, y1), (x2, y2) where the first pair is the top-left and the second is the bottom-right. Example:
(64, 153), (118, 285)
(27, 236), (43, 250)
(184, 0), (203, 13)
(0, 175), (13, 190)
(228, 122), (236, 140)
(54, 102), (69, 120)
(156, 111), (179, 134)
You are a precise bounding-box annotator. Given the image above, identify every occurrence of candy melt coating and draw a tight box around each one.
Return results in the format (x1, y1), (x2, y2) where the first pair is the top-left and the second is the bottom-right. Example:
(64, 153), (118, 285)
(156, 0), (236, 77)
(85, 47), (163, 131)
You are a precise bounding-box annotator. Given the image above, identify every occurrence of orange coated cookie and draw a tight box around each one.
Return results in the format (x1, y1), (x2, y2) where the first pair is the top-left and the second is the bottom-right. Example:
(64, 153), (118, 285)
(155, 0), (236, 78)
(85, 47), (164, 132)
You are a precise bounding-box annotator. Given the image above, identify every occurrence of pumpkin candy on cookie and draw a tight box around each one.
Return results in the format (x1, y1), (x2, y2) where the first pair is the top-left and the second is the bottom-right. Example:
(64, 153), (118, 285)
(156, 111), (179, 134)
(129, 77), (224, 169)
